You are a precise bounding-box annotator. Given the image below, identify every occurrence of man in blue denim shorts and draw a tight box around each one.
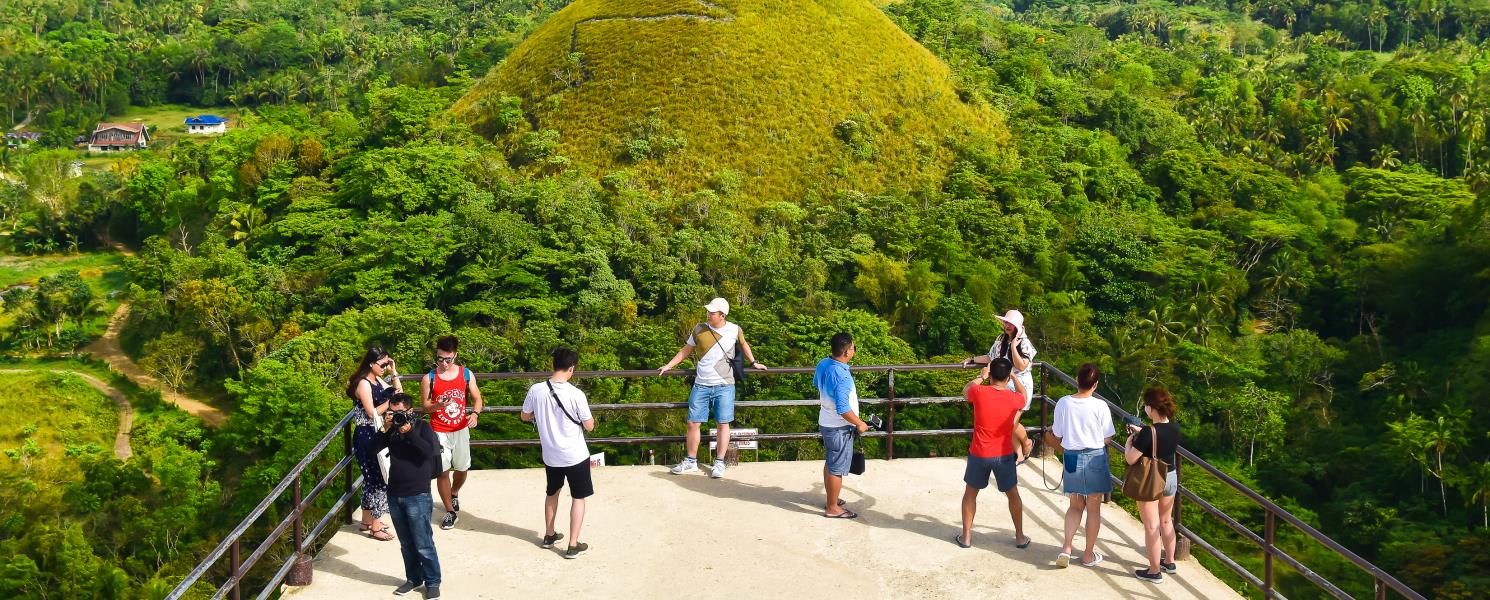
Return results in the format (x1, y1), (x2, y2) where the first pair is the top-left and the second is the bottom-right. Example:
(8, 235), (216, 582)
(814, 333), (869, 519)
(659, 297), (767, 479)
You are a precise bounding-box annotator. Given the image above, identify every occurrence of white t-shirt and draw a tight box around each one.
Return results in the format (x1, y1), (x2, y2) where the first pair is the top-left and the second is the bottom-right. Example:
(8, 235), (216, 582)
(987, 334), (1037, 376)
(686, 321), (740, 386)
(521, 380), (593, 467)
(1051, 394), (1114, 451)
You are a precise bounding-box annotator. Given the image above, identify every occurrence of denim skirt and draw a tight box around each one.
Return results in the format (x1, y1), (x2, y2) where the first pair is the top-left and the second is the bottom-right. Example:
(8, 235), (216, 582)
(1062, 447), (1113, 496)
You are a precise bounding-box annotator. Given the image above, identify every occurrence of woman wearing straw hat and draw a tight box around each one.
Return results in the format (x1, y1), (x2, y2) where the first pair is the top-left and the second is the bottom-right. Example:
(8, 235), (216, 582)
(963, 310), (1038, 458)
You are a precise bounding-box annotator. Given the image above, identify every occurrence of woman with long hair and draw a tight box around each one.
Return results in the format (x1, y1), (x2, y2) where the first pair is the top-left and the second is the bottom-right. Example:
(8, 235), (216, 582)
(347, 346), (404, 540)
(1125, 388), (1181, 584)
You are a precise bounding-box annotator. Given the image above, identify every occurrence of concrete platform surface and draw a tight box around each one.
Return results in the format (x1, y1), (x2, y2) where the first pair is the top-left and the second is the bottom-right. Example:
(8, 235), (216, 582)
(287, 457), (1243, 599)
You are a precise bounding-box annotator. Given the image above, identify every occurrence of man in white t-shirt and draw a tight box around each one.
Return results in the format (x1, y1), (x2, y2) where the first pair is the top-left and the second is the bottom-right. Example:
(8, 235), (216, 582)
(658, 297), (767, 479)
(521, 347), (596, 559)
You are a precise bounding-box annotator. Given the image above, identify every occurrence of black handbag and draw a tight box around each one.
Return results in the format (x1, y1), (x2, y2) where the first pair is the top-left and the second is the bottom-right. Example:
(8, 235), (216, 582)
(849, 431), (865, 475)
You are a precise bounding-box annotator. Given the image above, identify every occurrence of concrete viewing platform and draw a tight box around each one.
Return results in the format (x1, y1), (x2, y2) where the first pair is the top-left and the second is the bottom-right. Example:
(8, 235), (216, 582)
(288, 457), (1243, 599)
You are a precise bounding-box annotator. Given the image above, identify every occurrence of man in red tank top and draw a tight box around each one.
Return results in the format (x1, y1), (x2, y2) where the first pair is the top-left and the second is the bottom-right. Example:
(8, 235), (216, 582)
(421, 335), (484, 530)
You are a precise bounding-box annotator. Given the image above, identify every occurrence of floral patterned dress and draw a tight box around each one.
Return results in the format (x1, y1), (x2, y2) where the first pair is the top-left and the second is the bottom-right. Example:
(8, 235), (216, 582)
(351, 376), (394, 518)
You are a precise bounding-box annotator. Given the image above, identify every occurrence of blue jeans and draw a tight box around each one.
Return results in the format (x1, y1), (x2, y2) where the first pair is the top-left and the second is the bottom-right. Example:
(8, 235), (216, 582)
(820, 425), (855, 476)
(389, 493), (440, 587)
(687, 383), (736, 423)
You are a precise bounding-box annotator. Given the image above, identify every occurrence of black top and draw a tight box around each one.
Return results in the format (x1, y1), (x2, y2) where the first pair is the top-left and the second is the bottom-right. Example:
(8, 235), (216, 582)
(373, 419), (440, 497)
(1132, 422), (1180, 473)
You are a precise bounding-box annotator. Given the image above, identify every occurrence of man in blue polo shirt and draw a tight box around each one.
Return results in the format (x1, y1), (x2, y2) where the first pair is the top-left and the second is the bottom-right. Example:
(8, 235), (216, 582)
(813, 332), (869, 519)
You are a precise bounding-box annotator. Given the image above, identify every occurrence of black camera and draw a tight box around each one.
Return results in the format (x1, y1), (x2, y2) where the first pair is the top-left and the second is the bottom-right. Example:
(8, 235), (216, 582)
(864, 414), (885, 431)
(390, 409), (413, 429)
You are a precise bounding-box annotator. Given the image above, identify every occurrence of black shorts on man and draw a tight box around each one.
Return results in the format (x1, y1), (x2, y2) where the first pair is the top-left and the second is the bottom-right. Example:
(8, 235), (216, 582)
(544, 459), (594, 499)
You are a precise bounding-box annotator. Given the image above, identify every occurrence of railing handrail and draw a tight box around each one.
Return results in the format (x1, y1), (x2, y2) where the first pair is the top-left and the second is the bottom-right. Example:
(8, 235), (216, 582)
(170, 361), (1423, 600)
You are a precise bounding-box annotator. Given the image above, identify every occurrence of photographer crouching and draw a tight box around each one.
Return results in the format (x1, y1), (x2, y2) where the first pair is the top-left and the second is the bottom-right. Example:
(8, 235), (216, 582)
(376, 393), (443, 599)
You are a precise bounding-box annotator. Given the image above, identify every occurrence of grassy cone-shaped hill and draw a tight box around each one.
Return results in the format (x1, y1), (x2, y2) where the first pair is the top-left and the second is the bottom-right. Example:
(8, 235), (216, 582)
(453, 0), (1008, 201)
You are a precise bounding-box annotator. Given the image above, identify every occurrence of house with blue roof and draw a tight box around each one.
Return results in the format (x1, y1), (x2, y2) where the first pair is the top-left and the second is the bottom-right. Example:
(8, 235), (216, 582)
(185, 115), (228, 134)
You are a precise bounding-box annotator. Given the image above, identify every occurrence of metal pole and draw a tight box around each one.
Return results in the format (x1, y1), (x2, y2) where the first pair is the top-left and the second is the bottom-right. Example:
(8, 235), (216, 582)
(1264, 510), (1276, 599)
(230, 539), (241, 600)
(1376, 578), (1387, 600)
(1174, 453), (1191, 559)
(1038, 366), (1048, 456)
(886, 369), (896, 460)
(342, 419), (354, 524)
(292, 478), (303, 550)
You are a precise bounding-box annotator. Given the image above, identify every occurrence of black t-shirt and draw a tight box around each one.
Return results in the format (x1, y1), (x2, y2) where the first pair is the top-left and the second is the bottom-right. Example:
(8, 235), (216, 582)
(1132, 422), (1180, 473)
(373, 420), (441, 497)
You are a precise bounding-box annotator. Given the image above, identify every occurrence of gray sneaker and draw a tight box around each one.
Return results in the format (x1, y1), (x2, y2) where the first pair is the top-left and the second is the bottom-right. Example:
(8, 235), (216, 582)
(424, 584), (440, 599)
(393, 581), (419, 596)
(564, 543), (589, 559)
(670, 459), (699, 475)
(709, 461), (727, 479)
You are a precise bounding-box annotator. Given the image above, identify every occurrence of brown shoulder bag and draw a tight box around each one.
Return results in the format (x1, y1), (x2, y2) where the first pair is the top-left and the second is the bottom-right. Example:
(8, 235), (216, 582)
(1122, 425), (1168, 501)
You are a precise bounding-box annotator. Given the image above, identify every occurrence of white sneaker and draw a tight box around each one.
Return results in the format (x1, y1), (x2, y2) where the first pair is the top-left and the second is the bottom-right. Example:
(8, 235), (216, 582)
(709, 461), (727, 479)
(670, 459), (699, 475)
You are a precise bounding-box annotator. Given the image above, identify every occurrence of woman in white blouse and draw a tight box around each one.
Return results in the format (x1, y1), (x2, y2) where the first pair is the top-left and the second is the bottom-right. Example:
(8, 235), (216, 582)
(1049, 363), (1114, 569)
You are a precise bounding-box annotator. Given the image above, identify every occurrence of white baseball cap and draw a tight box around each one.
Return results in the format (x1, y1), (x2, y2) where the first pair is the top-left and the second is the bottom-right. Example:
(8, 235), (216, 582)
(703, 297), (730, 315)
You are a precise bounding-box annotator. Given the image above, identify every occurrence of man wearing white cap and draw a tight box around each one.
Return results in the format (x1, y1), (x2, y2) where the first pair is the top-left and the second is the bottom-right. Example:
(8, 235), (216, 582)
(658, 297), (767, 479)
(963, 310), (1038, 457)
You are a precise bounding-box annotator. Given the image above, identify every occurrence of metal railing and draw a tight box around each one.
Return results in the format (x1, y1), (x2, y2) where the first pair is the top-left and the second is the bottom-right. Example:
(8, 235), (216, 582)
(167, 362), (1423, 600)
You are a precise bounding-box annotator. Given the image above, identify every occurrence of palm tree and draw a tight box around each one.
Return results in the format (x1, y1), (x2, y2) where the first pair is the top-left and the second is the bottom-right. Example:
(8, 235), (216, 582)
(1137, 303), (1184, 348)
(1423, 407), (1470, 516)
(1453, 460), (1490, 529)
(1371, 144), (1402, 170)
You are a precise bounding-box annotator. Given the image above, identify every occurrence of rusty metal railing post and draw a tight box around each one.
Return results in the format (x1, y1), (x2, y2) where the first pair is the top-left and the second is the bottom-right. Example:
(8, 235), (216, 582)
(1376, 578), (1387, 600)
(1264, 510), (1276, 599)
(885, 369), (896, 460)
(342, 418), (354, 524)
(1174, 453), (1191, 559)
(229, 539), (241, 600)
(1038, 365), (1048, 455)
(293, 478), (303, 551)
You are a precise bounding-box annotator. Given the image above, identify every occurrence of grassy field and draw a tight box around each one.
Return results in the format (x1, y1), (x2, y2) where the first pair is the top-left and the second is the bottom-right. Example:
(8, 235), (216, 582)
(0, 370), (118, 491)
(454, 0), (1008, 203)
(117, 103), (238, 143)
(0, 250), (128, 337)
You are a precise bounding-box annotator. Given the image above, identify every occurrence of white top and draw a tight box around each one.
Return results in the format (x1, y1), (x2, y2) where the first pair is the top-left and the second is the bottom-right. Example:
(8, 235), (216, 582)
(521, 380), (593, 467)
(686, 321), (740, 386)
(1051, 394), (1114, 451)
(818, 377), (859, 428)
(987, 334), (1037, 376)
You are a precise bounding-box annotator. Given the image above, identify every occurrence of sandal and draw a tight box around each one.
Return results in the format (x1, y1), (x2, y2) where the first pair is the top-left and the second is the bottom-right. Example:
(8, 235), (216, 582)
(952, 533), (971, 548)
(1081, 551), (1105, 567)
(1015, 536), (1031, 549)
(823, 509), (859, 519)
(368, 525), (395, 541)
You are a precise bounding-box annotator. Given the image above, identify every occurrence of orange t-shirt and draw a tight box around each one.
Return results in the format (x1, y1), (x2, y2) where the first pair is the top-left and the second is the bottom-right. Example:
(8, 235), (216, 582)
(967, 385), (1024, 458)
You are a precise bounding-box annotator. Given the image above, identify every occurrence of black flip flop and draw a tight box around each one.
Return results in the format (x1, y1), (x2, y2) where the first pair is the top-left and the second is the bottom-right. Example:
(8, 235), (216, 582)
(824, 509), (858, 519)
(837, 499), (846, 507)
(1015, 536), (1031, 549)
(953, 534), (971, 548)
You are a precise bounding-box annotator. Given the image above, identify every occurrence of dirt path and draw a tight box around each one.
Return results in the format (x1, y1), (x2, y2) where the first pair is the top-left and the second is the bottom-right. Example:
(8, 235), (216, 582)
(0, 369), (132, 460)
(83, 303), (227, 427)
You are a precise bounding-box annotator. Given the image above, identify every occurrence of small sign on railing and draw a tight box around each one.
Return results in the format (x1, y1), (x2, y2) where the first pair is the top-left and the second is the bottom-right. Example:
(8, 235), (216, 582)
(709, 427), (759, 450)
(589, 452), (605, 467)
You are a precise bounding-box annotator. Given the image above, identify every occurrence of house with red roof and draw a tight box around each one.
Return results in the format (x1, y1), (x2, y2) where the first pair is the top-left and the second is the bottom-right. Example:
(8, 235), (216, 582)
(87, 122), (149, 152)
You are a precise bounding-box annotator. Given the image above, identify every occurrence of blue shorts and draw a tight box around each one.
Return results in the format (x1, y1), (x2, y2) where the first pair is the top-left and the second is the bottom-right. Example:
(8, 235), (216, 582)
(1062, 447), (1113, 496)
(820, 425), (855, 476)
(687, 383), (736, 423)
(964, 454), (1019, 492)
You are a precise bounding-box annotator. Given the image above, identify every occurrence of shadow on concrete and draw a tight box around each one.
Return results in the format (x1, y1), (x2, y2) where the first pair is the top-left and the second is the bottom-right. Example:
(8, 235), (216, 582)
(314, 537), (406, 588)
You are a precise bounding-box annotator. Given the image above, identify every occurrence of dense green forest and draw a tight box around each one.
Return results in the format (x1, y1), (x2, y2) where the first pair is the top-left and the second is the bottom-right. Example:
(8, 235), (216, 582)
(2, 0), (1489, 598)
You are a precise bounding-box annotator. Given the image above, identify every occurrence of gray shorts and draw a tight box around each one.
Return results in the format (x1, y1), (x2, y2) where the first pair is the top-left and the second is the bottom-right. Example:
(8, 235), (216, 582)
(820, 425), (855, 476)
(965, 454), (1019, 492)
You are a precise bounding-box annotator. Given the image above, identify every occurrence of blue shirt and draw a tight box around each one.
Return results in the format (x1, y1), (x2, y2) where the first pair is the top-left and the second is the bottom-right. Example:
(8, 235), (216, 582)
(814, 357), (856, 427)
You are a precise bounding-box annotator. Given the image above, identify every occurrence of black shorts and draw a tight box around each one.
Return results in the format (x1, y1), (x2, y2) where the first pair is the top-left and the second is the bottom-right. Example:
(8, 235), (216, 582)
(544, 459), (594, 499)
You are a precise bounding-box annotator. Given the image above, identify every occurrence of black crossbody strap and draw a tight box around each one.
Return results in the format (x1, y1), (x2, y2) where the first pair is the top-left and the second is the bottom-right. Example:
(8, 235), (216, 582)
(546, 380), (584, 428)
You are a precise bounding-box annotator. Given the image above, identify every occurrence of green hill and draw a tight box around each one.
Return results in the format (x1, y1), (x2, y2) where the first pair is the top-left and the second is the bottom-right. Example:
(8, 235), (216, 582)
(453, 0), (1007, 201)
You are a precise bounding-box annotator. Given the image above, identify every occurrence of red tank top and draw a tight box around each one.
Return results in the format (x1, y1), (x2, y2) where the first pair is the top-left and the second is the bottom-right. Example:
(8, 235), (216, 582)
(428, 367), (470, 433)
